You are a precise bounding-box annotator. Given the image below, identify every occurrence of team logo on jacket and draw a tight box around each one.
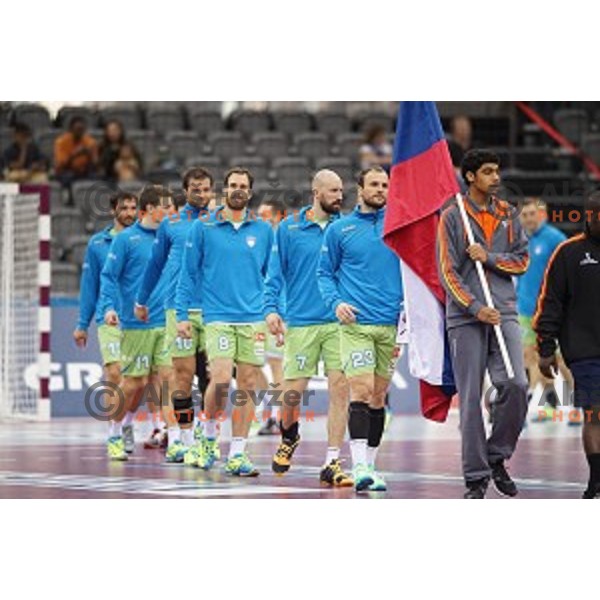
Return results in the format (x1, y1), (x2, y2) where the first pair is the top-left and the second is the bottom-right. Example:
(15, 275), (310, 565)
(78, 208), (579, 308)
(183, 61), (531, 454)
(580, 252), (599, 266)
(246, 236), (256, 248)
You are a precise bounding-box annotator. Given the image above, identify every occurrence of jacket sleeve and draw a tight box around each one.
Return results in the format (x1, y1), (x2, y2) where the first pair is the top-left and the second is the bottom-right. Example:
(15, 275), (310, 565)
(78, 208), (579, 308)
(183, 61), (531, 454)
(437, 209), (485, 317)
(263, 224), (286, 317)
(175, 221), (203, 322)
(137, 219), (170, 306)
(484, 217), (530, 276)
(532, 246), (567, 358)
(77, 240), (99, 330)
(317, 225), (343, 312)
(99, 235), (126, 319)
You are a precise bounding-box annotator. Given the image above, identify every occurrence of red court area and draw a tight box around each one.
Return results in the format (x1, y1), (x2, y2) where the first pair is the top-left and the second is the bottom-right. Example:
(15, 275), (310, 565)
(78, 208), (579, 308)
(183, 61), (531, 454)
(0, 413), (587, 499)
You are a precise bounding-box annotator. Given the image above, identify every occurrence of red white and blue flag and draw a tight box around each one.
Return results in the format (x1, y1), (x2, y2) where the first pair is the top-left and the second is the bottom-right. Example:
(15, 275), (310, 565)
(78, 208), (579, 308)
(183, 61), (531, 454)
(384, 101), (458, 422)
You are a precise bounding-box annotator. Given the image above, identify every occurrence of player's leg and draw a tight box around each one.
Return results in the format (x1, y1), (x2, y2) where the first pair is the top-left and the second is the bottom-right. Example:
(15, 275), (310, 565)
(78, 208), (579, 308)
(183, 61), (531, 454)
(257, 334), (284, 435)
(98, 325), (125, 446)
(319, 323), (352, 486)
(341, 324), (378, 491)
(223, 324), (266, 476)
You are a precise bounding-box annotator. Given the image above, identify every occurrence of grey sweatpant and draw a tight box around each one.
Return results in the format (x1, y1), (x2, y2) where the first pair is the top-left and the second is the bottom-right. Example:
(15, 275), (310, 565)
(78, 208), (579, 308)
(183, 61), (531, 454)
(448, 319), (528, 483)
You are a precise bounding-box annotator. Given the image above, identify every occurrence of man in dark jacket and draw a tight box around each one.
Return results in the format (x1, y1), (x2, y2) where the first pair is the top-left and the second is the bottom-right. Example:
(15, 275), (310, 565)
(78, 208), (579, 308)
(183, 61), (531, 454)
(533, 191), (600, 499)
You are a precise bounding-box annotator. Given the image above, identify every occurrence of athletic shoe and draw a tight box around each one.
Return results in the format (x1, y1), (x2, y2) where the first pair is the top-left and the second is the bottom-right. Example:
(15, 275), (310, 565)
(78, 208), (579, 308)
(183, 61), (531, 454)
(193, 425), (204, 443)
(532, 404), (554, 422)
(272, 434), (300, 474)
(165, 440), (188, 463)
(352, 464), (374, 492)
(143, 428), (163, 449)
(582, 483), (600, 499)
(319, 459), (353, 487)
(224, 453), (259, 477)
(258, 417), (280, 436)
(464, 477), (489, 499)
(367, 467), (387, 492)
(122, 424), (134, 454)
(183, 443), (203, 467)
(491, 461), (518, 497)
(196, 437), (219, 471)
(107, 436), (128, 461)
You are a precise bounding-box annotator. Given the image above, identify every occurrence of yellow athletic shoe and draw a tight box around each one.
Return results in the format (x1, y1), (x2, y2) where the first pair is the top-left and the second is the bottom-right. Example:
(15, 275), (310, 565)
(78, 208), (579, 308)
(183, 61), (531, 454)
(272, 435), (300, 474)
(107, 436), (128, 461)
(319, 459), (353, 487)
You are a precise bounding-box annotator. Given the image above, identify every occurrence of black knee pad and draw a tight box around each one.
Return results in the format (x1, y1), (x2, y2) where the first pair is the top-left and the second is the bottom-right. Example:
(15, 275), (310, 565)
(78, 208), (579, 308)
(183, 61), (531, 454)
(196, 350), (210, 397)
(173, 396), (194, 425)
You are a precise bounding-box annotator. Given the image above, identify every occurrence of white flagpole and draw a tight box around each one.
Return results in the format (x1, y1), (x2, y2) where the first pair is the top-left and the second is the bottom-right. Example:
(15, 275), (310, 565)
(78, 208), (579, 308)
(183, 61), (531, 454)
(455, 193), (515, 379)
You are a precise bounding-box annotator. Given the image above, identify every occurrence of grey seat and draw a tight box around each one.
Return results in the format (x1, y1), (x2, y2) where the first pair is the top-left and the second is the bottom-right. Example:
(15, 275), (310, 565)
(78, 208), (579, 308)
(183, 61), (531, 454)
(146, 106), (185, 137)
(165, 131), (203, 163)
(252, 132), (289, 161)
(183, 155), (222, 174)
(315, 156), (354, 184)
(582, 133), (600, 165)
(100, 105), (143, 130)
(272, 111), (313, 138)
(208, 132), (247, 162)
(11, 104), (52, 131)
(230, 110), (271, 137)
(52, 207), (86, 248)
(36, 129), (60, 162)
(271, 156), (312, 188)
(71, 180), (117, 222)
(64, 235), (90, 266)
(553, 109), (589, 143)
(188, 110), (224, 137)
(51, 263), (80, 297)
(57, 106), (97, 128)
(314, 112), (352, 137)
(335, 132), (364, 162)
(127, 130), (162, 169)
(354, 112), (395, 134)
(295, 132), (331, 163)
(117, 180), (148, 197)
(228, 156), (267, 181)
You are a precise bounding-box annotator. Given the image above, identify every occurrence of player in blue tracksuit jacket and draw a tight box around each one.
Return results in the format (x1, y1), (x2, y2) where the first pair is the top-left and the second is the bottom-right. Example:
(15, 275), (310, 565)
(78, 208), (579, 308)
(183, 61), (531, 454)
(73, 191), (137, 384)
(317, 166), (403, 492)
(175, 167), (273, 476)
(516, 198), (571, 419)
(134, 168), (214, 458)
(99, 186), (176, 461)
(264, 169), (353, 487)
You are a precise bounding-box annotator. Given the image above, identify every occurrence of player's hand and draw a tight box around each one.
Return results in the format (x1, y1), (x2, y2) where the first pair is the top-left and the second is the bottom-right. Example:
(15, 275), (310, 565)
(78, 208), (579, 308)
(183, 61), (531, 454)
(134, 304), (149, 322)
(105, 310), (120, 327)
(539, 354), (558, 379)
(467, 243), (488, 263)
(73, 328), (88, 348)
(336, 302), (359, 324)
(177, 321), (192, 339)
(476, 307), (501, 325)
(266, 312), (285, 337)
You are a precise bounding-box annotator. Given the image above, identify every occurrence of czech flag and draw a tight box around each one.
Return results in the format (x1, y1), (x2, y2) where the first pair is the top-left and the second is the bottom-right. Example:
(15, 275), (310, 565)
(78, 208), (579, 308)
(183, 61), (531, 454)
(384, 101), (459, 422)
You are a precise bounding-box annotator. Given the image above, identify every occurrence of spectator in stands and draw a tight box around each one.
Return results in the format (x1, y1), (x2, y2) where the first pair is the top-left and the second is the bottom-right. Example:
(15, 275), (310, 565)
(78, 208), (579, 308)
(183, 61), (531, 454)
(2, 123), (48, 183)
(54, 116), (98, 186)
(113, 143), (142, 182)
(98, 120), (142, 181)
(447, 115), (473, 168)
(359, 125), (393, 172)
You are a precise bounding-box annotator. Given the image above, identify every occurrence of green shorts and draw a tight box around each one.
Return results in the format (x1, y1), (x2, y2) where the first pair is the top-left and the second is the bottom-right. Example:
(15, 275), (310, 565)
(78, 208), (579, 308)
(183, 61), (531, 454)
(205, 322), (266, 366)
(283, 323), (342, 380)
(166, 309), (206, 359)
(266, 332), (284, 360)
(121, 328), (172, 377)
(98, 324), (121, 366)
(518, 315), (536, 347)
(340, 324), (400, 379)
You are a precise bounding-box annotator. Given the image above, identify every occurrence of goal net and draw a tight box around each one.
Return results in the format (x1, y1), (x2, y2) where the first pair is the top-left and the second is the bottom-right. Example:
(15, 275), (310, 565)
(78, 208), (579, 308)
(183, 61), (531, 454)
(0, 184), (50, 420)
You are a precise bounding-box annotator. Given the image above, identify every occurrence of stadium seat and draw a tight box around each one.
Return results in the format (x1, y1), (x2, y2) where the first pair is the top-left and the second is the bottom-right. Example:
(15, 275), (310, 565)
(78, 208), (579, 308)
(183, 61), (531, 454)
(343, 184), (358, 212)
(127, 130), (162, 170)
(335, 132), (364, 162)
(271, 156), (312, 188)
(295, 132), (331, 163)
(47, 181), (65, 208)
(207, 132), (247, 162)
(228, 156), (268, 181)
(272, 111), (313, 137)
(582, 133), (600, 166)
(230, 110), (272, 137)
(184, 155), (223, 174)
(56, 106), (97, 128)
(553, 109), (589, 143)
(51, 263), (80, 297)
(252, 132), (289, 162)
(36, 129), (60, 162)
(314, 112), (352, 137)
(99, 105), (144, 130)
(354, 112), (396, 134)
(117, 180), (149, 197)
(146, 105), (186, 137)
(64, 235), (90, 267)
(165, 131), (203, 163)
(188, 110), (224, 137)
(0, 126), (12, 153)
(11, 103), (52, 131)
(52, 207), (87, 248)
(315, 156), (355, 183)
(71, 180), (117, 223)
(502, 169), (576, 197)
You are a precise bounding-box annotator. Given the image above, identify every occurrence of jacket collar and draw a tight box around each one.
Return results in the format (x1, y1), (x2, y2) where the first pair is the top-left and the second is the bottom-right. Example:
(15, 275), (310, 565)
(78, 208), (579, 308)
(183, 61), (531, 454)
(298, 205), (340, 229)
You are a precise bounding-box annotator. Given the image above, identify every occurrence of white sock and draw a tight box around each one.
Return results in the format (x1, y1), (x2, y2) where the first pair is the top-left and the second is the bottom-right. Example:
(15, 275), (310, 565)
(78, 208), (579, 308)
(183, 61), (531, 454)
(367, 445), (379, 468)
(229, 437), (247, 458)
(350, 439), (368, 467)
(108, 420), (122, 438)
(204, 419), (217, 439)
(181, 428), (194, 447)
(122, 411), (135, 427)
(325, 447), (340, 464)
(168, 427), (181, 446)
(194, 418), (203, 433)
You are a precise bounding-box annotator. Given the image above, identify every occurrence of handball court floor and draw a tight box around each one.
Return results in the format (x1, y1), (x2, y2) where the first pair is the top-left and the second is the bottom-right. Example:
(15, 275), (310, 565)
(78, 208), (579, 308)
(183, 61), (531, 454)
(0, 410), (589, 499)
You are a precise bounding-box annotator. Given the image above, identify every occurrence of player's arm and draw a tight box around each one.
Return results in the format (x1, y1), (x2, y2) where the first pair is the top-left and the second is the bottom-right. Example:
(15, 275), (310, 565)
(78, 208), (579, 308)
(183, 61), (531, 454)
(99, 235), (126, 327)
(263, 225), (285, 335)
(73, 240), (99, 347)
(532, 246), (568, 377)
(175, 221), (204, 337)
(481, 217), (530, 276)
(135, 218), (170, 321)
(437, 208), (497, 323)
